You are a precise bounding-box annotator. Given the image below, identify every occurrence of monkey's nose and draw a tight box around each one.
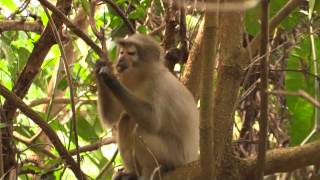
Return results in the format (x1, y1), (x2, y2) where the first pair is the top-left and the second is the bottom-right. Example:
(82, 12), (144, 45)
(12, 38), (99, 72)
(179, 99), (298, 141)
(116, 62), (128, 73)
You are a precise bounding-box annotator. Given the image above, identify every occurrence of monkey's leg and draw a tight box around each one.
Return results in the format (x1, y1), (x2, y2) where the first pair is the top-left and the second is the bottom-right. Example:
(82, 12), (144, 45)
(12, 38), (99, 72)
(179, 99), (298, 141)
(97, 64), (159, 131)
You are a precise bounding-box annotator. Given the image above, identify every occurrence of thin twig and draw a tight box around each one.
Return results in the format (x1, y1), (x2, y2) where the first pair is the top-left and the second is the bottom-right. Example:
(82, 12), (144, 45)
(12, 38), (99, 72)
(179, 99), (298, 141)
(301, 2), (320, 145)
(8, 0), (31, 19)
(101, 0), (135, 34)
(69, 137), (115, 156)
(270, 68), (320, 80)
(28, 98), (95, 107)
(43, 7), (81, 171)
(269, 90), (320, 108)
(148, 24), (165, 36)
(37, 0), (107, 61)
(96, 149), (118, 180)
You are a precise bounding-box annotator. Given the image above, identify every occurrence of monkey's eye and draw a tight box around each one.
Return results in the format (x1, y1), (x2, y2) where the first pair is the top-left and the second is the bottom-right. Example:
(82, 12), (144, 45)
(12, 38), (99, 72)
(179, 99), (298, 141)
(127, 51), (136, 56)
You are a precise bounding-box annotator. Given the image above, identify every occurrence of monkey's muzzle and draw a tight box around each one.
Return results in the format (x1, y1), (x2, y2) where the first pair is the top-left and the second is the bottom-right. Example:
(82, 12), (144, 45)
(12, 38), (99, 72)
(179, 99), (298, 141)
(116, 61), (129, 73)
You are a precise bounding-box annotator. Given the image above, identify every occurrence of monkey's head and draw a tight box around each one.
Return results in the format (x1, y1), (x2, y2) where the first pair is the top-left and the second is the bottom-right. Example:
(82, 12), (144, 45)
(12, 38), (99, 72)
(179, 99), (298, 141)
(115, 34), (163, 75)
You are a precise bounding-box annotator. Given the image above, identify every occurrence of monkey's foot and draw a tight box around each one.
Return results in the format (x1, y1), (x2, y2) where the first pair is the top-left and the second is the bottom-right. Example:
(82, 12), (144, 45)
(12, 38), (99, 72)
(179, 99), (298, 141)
(112, 170), (137, 180)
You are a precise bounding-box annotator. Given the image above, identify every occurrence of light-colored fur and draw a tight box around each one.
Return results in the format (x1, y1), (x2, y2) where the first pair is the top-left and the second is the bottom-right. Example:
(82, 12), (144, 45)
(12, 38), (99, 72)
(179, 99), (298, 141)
(96, 34), (199, 180)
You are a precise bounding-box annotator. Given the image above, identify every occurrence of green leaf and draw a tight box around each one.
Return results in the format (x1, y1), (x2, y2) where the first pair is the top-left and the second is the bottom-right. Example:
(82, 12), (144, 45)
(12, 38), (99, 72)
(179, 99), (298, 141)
(80, 0), (91, 15)
(57, 77), (68, 90)
(128, 7), (145, 20)
(0, 122), (8, 128)
(111, 21), (130, 38)
(285, 39), (317, 145)
(315, 0), (320, 12)
(0, 0), (18, 11)
(77, 115), (99, 142)
(39, 8), (49, 25)
(137, 25), (148, 33)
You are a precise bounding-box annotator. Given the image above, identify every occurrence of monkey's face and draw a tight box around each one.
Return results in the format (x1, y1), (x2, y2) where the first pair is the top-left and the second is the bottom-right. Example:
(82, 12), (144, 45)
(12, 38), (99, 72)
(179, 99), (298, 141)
(115, 45), (139, 74)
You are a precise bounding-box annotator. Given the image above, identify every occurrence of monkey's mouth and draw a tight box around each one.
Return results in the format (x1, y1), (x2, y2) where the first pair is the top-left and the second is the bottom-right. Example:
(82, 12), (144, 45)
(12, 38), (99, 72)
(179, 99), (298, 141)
(116, 64), (129, 73)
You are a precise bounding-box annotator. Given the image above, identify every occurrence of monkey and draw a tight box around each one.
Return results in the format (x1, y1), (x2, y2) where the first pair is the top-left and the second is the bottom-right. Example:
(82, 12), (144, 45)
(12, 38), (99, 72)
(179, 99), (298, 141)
(94, 34), (199, 180)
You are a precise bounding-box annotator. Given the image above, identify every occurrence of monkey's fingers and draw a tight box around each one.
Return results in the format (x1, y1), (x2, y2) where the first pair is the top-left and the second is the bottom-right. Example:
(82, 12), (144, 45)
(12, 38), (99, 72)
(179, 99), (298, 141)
(99, 66), (113, 76)
(94, 60), (108, 73)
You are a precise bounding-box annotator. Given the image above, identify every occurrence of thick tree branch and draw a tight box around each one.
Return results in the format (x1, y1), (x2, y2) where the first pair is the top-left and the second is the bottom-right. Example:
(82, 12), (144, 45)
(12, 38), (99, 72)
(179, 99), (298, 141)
(199, 0), (219, 178)
(0, 84), (87, 179)
(242, 140), (320, 177)
(164, 140), (320, 180)
(0, 20), (43, 33)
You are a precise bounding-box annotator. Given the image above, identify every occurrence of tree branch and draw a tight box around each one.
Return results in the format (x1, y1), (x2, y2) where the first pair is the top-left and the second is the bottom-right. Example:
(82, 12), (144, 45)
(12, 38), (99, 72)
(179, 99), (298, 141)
(37, 0), (107, 60)
(255, 0), (269, 179)
(269, 90), (320, 108)
(13, 131), (57, 159)
(242, 140), (320, 177)
(0, 84), (87, 179)
(199, 1), (219, 178)
(101, 0), (135, 34)
(163, 140), (320, 180)
(181, 19), (204, 99)
(69, 137), (115, 155)
(0, 20), (43, 33)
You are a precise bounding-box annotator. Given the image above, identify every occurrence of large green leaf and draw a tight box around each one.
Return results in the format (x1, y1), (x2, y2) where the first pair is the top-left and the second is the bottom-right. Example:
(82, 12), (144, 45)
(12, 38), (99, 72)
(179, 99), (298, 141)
(285, 38), (320, 145)
(0, 0), (18, 11)
(77, 115), (99, 142)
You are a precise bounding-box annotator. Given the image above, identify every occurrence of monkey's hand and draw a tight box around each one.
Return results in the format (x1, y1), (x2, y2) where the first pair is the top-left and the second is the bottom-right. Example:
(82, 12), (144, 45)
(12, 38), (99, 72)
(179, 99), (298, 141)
(95, 60), (117, 80)
(94, 60), (108, 75)
(95, 60), (120, 90)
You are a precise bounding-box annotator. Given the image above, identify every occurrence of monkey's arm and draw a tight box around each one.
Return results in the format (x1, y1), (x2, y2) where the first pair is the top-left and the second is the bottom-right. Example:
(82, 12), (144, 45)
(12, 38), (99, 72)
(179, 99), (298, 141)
(95, 61), (122, 126)
(98, 66), (160, 131)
